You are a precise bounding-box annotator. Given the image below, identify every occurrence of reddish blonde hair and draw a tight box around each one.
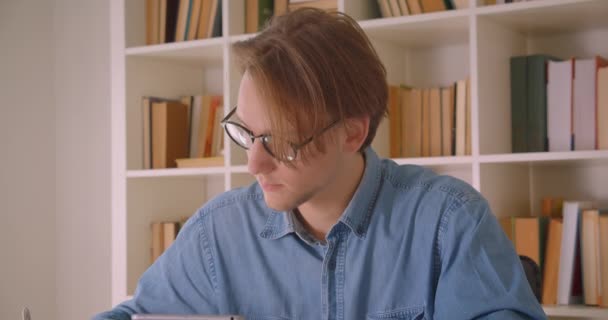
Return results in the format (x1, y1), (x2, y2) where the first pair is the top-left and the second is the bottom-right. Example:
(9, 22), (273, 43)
(233, 8), (388, 161)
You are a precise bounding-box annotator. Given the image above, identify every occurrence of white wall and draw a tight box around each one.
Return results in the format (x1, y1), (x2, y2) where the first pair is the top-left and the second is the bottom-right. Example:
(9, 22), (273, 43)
(54, 0), (112, 320)
(0, 1), (57, 319)
(0, 1), (111, 319)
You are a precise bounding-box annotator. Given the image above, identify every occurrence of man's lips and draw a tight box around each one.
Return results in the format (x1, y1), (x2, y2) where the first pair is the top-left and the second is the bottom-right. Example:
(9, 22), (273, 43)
(260, 181), (283, 192)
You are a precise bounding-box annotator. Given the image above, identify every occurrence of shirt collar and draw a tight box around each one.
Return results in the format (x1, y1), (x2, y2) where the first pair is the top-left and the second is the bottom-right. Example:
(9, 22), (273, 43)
(260, 147), (382, 240)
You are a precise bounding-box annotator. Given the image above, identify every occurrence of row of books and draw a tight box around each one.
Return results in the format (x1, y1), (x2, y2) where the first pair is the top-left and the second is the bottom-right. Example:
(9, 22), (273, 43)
(150, 218), (189, 263)
(377, 0), (467, 17)
(246, 0), (337, 33)
(142, 95), (224, 169)
(145, 0), (222, 45)
(500, 197), (608, 307)
(387, 78), (471, 159)
(510, 54), (608, 153)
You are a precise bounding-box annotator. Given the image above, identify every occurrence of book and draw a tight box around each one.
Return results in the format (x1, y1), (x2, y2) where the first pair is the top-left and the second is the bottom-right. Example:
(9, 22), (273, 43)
(542, 218), (563, 305)
(510, 55), (527, 153)
(599, 66), (608, 149)
(527, 55), (558, 152)
(406, 0), (423, 14)
(547, 59), (574, 152)
(419, 0), (446, 12)
(573, 56), (608, 151)
(274, 0), (289, 16)
(176, 156), (225, 168)
(599, 214), (608, 307)
(510, 55), (557, 153)
(499, 216), (549, 271)
(186, 0), (202, 40)
(142, 97), (152, 169)
(288, 0), (338, 12)
(174, 0), (193, 42)
(440, 86), (455, 156)
(388, 0), (402, 16)
(557, 201), (594, 305)
(581, 209), (601, 305)
(398, 0), (411, 15)
(151, 221), (164, 263)
(455, 79), (466, 156)
(203, 96), (223, 157)
(429, 88), (442, 157)
(402, 87), (422, 158)
(196, 0), (213, 39)
(163, 222), (178, 251)
(163, 0), (180, 43)
(146, 0), (161, 45)
(246, 0), (274, 34)
(210, 0), (222, 38)
(388, 85), (402, 158)
(465, 77), (471, 155)
(542, 196), (564, 218)
(152, 101), (190, 169)
(421, 89), (431, 157)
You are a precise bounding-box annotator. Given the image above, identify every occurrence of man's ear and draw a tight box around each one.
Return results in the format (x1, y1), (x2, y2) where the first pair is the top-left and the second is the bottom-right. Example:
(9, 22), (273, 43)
(342, 117), (370, 153)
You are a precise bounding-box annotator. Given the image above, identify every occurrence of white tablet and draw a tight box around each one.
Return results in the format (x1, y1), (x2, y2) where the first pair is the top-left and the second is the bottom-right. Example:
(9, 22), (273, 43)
(131, 315), (244, 320)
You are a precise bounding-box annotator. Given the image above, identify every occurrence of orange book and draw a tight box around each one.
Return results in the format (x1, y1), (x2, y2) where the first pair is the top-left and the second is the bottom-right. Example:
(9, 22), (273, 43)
(204, 96), (223, 157)
(419, 0), (446, 13)
(542, 218), (563, 305)
(196, 0), (213, 39)
(388, 85), (402, 158)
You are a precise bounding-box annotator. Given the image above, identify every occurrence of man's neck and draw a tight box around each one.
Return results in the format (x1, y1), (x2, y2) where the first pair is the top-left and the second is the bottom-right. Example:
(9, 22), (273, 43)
(296, 152), (366, 242)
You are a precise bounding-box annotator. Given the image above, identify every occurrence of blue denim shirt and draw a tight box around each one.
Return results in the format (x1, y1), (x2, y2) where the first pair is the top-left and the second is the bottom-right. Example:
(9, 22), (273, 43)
(94, 148), (546, 320)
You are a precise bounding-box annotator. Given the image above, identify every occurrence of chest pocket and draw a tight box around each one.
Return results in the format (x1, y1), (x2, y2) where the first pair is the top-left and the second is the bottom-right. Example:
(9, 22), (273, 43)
(366, 306), (425, 320)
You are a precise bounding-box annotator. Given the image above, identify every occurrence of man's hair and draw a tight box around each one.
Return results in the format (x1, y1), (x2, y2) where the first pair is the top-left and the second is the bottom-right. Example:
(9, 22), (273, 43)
(233, 8), (388, 161)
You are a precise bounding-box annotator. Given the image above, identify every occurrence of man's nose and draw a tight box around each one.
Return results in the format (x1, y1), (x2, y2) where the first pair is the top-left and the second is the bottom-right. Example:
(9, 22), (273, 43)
(247, 140), (276, 175)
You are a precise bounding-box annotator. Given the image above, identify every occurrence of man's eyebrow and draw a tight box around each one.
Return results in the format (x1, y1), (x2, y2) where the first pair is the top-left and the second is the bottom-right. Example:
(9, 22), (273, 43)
(234, 111), (270, 136)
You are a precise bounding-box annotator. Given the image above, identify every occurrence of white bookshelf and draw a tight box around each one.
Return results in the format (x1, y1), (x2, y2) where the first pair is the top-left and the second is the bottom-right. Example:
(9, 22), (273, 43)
(110, 0), (608, 318)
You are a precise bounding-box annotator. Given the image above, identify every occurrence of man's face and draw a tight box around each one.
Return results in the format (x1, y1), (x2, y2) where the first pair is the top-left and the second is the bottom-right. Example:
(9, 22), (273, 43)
(236, 72), (344, 212)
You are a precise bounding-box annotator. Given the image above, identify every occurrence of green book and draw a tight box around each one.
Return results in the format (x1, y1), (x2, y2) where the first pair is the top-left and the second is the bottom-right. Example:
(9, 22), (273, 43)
(510, 56), (528, 153)
(258, 0), (274, 31)
(510, 54), (559, 153)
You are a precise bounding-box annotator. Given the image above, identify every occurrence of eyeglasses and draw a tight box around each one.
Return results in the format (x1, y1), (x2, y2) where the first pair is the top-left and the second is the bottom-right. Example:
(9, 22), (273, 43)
(221, 106), (339, 162)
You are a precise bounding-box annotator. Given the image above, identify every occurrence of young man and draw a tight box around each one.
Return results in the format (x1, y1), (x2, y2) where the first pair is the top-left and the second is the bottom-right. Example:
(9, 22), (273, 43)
(95, 8), (546, 320)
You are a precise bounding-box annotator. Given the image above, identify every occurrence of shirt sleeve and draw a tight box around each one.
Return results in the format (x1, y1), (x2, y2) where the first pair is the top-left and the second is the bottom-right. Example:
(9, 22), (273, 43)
(91, 211), (218, 319)
(433, 198), (547, 320)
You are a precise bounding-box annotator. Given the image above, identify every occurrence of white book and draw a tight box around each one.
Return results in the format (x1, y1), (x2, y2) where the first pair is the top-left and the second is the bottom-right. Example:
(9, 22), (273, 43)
(189, 95), (203, 158)
(598, 67), (608, 149)
(573, 58), (596, 150)
(547, 59), (574, 152)
(557, 201), (594, 305)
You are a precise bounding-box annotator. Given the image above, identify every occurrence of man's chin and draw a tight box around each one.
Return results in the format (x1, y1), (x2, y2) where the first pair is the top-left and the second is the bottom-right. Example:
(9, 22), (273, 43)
(263, 193), (296, 212)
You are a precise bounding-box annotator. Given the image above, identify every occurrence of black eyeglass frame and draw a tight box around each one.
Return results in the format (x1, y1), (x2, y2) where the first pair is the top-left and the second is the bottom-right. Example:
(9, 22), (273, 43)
(220, 106), (339, 161)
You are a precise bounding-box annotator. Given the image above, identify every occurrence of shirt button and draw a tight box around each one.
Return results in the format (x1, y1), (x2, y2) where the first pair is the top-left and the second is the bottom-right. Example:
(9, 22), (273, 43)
(328, 261), (336, 270)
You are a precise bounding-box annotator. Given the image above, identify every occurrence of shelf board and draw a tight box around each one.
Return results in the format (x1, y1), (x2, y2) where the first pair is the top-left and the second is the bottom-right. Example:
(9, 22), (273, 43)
(126, 167), (226, 178)
(479, 150), (608, 164)
(543, 304), (608, 318)
(359, 10), (469, 48)
(229, 33), (257, 44)
(475, 0), (608, 35)
(392, 155), (473, 166)
(125, 37), (224, 66)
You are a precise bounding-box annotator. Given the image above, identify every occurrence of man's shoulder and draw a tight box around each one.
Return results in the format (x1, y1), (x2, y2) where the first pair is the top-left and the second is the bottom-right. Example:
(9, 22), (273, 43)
(381, 159), (481, 205)
(192, 181), (269, 225)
